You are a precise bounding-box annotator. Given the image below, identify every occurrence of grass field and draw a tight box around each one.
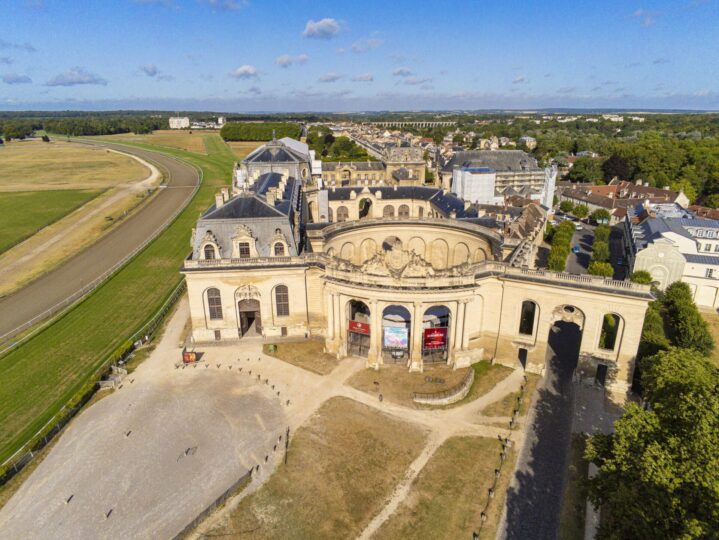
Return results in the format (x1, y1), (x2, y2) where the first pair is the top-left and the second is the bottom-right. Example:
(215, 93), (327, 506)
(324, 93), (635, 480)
(0, 134), (240, 465)
(0, 139), (149, 191)
(262, 340), (339, 375)
(227, 140), (263, 158)
(481, 373), (540, 417)
(0, 189), (102, 254)
(97, 130), (217, 154)
(204, 397), (427, 539)
(375, 436), (512, 540)
(701, 310), (719, 367)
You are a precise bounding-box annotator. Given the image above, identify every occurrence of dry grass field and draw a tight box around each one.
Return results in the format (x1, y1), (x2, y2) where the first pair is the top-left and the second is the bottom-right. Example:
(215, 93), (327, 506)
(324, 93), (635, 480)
(98, 130), (215, 154)
(0, 139), (148, 191)
(375, 436), (514, 540)
(227, 140), (263, 158)
(262, 340), (339, 375)
(481, 372), (541, 417)
(204, 397), (427, 539)
(701, 310), (719, 367)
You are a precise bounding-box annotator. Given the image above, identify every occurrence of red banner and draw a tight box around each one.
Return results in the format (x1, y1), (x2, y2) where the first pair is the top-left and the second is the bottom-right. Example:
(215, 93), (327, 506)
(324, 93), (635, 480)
(423, 327), (448, 349)
(348, 320), (370, 335)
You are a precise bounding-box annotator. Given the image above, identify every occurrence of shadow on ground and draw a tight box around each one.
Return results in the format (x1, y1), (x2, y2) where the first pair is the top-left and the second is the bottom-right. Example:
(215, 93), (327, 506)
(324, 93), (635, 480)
(502, 321), (580, 540)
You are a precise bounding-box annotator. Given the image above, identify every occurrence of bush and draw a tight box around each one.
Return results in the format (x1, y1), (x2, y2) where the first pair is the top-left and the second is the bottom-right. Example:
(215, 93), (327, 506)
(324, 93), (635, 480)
(588, 261), (614, 277)
(220, 122), (301, 141)
(630, 270), (653, 284)
(592, 240), (610, 263)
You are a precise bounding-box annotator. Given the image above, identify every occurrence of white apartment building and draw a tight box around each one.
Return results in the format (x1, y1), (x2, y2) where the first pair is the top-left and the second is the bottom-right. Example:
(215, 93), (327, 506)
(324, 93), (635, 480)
(169, 116), (190, 129)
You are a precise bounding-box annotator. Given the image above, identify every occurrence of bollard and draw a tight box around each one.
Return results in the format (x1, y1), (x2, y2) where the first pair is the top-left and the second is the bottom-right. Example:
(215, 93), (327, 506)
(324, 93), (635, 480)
(66, 494), (74, 504)
(481, 512), (487, 522)
(105, 509), (113, 519)
(488, 488), (495, 499)
(273, 445), (277, 452)
(286, 399), (290, 406)
(265, 455), (268, 463)
(495, 469), (500, 479)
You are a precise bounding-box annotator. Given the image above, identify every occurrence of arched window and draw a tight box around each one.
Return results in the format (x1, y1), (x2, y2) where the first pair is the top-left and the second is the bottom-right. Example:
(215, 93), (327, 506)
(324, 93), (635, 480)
(418, 207), (424, 218)
(204, 244), (216, 260)
(518, 301), (537, 336)
(599, 314), (621, 350)
(398, 204), (410, 218)
(274, 242), (285, 256)
(337, 206), (349, 222)
(275, 285), (289, 316)
(328, 207), (334, 222)
(207, 288), (223, 320)
(383, 205), (395, 218)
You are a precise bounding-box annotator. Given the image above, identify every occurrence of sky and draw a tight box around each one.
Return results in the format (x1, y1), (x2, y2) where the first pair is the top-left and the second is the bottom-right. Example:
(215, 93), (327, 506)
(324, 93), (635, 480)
(1, 0), (718, 112)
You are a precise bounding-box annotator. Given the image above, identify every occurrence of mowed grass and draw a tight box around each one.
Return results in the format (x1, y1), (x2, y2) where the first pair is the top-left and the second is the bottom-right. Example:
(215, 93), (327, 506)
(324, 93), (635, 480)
(375, 436), (513, 540)
(262, 339), (339, 375)
(204, 397), (427, 539)
(227, 140), (263, 158)
(0, 139), (149, 191)
(98, 130), (216, 154)
(0, 189), (102, 254)
(0, 134), (237, 464)
(701, 310), (719, 367)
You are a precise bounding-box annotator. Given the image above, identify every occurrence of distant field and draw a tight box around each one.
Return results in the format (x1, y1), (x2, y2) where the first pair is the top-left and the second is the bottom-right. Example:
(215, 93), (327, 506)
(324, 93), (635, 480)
(0, 190), (102, 254)
(0, 140), (149, 191)
(98, 130), (215, 154)
(226, 140), (262, 158)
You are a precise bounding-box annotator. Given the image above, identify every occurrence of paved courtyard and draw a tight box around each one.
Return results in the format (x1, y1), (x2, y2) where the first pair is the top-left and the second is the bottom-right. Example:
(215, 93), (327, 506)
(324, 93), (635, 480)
(0, 299), (285, 539)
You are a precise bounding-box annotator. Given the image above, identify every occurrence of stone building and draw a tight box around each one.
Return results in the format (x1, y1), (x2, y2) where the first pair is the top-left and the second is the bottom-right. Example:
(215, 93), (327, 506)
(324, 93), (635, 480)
(320, 145), (426, 187)
(168, 116), (190, 129)
(183, 139), (653, 403)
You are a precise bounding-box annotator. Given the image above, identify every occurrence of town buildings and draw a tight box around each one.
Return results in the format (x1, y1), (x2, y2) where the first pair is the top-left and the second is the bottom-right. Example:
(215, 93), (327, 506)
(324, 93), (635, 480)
(168, 116), (190, 129)
(182, 137), (652, 404)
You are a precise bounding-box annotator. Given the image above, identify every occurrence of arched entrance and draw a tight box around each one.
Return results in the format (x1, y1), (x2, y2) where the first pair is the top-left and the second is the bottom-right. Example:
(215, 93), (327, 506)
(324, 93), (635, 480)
(347, 300), (371, 357)
(382, 305), (411, 364)
(546, 304), (584, 379)
(422, 305), (451, 363)
(238, 299), (261, 337)
(359, 198), (373, 219)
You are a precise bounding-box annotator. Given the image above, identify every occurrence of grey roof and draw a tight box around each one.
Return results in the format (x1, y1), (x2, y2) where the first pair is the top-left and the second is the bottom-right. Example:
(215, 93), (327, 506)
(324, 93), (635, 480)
(244, 139), (307, 164)
(685, 254), (719, 265)
(204, 196), (284, 219)
(442, 150), (541, 174)
(322, 161), (385, 171)
(327, 186), (475, 218)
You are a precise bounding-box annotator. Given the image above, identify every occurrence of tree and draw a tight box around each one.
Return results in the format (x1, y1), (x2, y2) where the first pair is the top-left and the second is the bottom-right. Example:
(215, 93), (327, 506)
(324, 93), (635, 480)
(586, 348), (719, 539)
(592, 240), (610, 263)
(559, 200), (574, 213)
(703, 193), (719, 208)
(663, 281), (715, 355)
(630, 270), (653, 284)
(572, 204), (589, 218)
(601, 154), (631, 181)
(594, 224), (611, 243)
(588, 261), (614, 277)
(568, 156), (603, 183)
(590, 208), (611, 224)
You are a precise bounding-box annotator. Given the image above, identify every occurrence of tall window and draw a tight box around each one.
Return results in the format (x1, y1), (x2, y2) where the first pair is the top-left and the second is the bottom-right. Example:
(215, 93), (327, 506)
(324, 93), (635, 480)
(599, 314), (620, 350)
(204, 244), (216, 260)
(274, 242), (285, 256)
(518, 301), (537, 336)
(418, 207), (424, 218)
(238, 242), (250, 258)
(707, 268), (715, 279)
(207, 288), (223, 320)
(275, 285), (289, 316)
(383, 205), (395, 218)
(337, 206), (349, 222)
(398, 204), (410, 218)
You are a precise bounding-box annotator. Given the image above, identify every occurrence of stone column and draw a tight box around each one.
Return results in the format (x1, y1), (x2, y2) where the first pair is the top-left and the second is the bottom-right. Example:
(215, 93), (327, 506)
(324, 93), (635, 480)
(410, 301), (424, 372)
(460, 299), (470, 350)
(368, 299), (381, 369)
(326, 292), (335, 340)
(337, 294), (347, 357)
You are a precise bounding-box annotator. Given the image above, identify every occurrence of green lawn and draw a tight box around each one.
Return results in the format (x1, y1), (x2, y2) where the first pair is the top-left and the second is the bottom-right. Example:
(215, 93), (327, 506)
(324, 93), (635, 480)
(0, 134), (236, 464)
(0, 189), (102, 254)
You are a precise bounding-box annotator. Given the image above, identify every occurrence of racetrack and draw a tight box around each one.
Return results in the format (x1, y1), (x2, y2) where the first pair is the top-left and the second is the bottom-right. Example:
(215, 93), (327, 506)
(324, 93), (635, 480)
(0, 142), (199, 340)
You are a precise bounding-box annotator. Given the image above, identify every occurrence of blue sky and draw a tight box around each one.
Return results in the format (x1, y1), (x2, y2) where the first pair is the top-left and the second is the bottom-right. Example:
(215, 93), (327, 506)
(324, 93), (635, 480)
(1, 0), (718, 111)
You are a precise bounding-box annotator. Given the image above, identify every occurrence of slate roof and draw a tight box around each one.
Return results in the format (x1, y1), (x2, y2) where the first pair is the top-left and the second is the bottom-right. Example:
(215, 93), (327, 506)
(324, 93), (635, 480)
(203, 196), (284, 219)
(442, 150), (541, 174)
(322, 161), (385, 171)
(685, 254), (719, 265)
(243, 139), (307, 164)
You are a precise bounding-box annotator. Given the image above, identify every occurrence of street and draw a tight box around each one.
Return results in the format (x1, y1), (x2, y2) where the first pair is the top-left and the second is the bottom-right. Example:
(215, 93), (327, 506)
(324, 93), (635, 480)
(565, 221), (595, 275)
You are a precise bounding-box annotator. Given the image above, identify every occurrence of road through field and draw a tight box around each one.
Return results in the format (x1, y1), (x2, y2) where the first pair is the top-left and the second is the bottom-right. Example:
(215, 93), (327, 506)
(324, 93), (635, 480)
(0, 142), (199, 340)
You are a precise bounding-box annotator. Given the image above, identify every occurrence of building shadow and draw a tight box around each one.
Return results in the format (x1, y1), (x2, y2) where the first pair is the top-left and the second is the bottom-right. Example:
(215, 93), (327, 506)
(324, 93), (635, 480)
(502, 321), (580, 540)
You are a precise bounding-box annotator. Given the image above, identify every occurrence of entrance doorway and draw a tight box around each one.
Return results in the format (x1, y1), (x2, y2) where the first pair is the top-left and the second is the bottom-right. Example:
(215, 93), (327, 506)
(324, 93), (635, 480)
(422, 305), (451, 363)
(347, 300), (371, 357)
(238, 299), (262, 337)
(546, 320), (581, 381)
(382, 305), (411, 363)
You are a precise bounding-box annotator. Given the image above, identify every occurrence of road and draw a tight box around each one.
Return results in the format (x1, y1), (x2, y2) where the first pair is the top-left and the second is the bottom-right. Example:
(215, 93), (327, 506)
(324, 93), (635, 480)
(565, 222), (595, 275)
(500, 320), (581, 540)
(0, 142), (199, 340)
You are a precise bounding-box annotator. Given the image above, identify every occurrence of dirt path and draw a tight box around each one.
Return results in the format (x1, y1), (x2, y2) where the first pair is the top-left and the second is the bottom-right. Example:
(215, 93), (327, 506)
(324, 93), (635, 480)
(0, 149), (162, 296)
(0, 142), (199, 340)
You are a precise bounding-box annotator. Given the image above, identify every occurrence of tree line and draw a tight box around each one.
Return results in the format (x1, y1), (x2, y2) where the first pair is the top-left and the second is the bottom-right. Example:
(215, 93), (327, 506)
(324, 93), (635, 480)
(306, 126), (371, 161)
(220, 122), (301, 141)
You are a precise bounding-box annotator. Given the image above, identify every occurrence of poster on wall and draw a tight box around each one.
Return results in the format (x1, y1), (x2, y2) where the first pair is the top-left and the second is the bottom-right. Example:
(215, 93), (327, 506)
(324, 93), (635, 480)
(348, 320), (370, 335)
(423, 327), (448, 349)
(383, 327), (409, 349)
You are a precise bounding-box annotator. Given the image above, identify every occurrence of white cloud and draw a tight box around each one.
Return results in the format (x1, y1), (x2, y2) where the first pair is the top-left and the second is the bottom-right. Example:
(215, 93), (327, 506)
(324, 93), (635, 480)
(392, 67), (413, 77)
(403, 76), (432, 86)
(275, 53), (309, 68)
(0, 39), (35, 52)
(351, 73), (374, 82)
(512, 74), (528, 84)
(202, 0), (246, 11)
(351, 37), (383, 53)
(141, 64), (159, 77)
(303, 18), (340, 39)
(2, 73), (32, 84)
(46, 67), (107, 86)
(229, 64), (258, 79)
(318, 72), (342, 83)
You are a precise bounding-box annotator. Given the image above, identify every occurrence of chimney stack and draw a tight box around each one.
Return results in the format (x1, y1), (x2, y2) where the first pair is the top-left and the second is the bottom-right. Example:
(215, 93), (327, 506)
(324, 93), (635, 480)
(221, 187), (229, 202)
(266, 190), (276, 206)
(215, 192), (224, 209)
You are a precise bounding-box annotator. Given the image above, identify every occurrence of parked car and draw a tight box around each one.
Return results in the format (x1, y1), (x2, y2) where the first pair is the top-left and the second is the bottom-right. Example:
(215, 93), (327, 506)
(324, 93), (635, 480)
(575, 223), (583, 230)
(572, 245), (581, 254)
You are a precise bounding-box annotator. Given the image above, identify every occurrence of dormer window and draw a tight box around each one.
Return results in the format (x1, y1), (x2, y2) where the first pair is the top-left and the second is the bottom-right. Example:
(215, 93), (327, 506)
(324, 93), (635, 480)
(274, 243), (285, 256)
(238, 242), (250, 258)
(203, 244), (217, 260)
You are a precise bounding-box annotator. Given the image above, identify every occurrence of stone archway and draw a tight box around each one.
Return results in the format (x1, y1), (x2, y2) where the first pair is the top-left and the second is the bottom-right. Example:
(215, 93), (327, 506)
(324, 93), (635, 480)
(347, 300), (371, 357)
(382, 305), (411, 364)
(546, 304), (585, 377)
(422, 305), (451, 364)
(238, 299), (261, 337)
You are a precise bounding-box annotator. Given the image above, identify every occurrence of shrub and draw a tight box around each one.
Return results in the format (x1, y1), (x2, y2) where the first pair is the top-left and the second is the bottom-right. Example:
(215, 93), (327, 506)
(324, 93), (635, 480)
(630, 270), (653, 284)
(594, 224), (611, 243)
(559, 200), (574, 213)
(588, 261), (614, 277)
(592, 240), (610, 263)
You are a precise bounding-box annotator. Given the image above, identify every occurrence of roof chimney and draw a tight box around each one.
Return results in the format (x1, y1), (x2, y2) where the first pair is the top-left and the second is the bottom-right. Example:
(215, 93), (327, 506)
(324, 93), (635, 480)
(214, 192), (224, 209)
(221, 187), (229, 202)
(266, 190), (276, 206)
